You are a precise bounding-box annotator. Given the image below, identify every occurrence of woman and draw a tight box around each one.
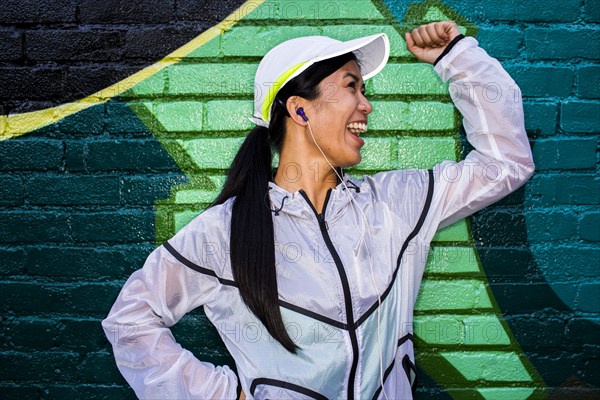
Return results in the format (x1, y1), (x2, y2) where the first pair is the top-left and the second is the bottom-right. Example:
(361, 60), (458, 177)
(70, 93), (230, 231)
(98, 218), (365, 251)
(103, 21), (534, 399)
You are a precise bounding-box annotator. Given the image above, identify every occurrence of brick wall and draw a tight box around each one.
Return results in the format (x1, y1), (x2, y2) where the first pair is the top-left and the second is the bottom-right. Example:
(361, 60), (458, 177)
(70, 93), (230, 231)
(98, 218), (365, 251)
(1, 0), (598, 398)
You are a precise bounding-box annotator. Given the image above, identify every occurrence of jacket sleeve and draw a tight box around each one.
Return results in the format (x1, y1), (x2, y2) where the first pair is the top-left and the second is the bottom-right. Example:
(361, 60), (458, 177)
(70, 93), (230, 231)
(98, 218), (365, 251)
(101, 219), (238, 399)
(429, 36), (535, 230)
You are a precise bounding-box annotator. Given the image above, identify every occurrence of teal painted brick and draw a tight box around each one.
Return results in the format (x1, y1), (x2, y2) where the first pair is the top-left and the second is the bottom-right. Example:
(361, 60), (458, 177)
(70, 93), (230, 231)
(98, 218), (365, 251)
(0, 386), (39, 399)
(0, 211), (71, 243)
(26, 245), (152, 278)
(2, 318), (56, 350)
(527, 174), (600, 205)
(0, 139), (63, 171)
(65, 140), (87, 171)
(576, 65), (600, 99)
(580, 213), (600, 242)
(121, 175), (187, 205)
(560, 101), (600, 133)
(523, 102), (557, 135)
(505, 65), (573, 98)
(26, 175), (120, 205)
(585, 0), (600, 22)
(0, 351), (81, 382)
(204, 100), (254, 131)
(105, 102), (150, 134)
(577, 283), (600, 312)
(476, 0), (580, 22)
(57, 318), (105, 350)
(532, 246), (600, 278)
(0, 175), (23, 205)
(69, 211), (155, 243)
(525, 27), (600, 60)
(81, 352), (126, 383)
(86, 140), (179, 171)
(526, 211), (578, 242)
(532, 137), (597, 170)
(55, 103), (105, 135)
(369, 63), (448, 95)
(167, 64), (255, 95)
(477, 26), (522, 59)
(0, 247), (24, 275)
(0, 281), (122, 314)
(42, 385), (134, 399)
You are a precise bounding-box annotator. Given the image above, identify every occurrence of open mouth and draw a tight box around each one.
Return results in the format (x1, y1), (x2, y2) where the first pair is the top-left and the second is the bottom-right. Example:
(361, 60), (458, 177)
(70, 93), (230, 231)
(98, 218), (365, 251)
(346, 122), (367, 135)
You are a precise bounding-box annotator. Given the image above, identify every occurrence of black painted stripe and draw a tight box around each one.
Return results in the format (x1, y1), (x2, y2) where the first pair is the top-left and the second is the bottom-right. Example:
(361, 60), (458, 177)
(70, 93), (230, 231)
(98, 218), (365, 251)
(162, 241), (238, 287)
(433, 34), (466, 66)
(250, 378), (328, 400)
(356, 169), (435, 327)
(279, 300), (348, 330)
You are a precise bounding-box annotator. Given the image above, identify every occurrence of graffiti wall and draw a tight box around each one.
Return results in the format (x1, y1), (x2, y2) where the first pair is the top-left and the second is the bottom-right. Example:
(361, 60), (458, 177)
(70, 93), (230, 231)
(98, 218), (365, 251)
(1, 0), (598, 398)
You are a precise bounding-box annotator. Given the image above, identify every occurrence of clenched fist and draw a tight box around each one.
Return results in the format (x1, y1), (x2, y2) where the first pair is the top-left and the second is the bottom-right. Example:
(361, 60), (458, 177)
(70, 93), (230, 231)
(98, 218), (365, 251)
(405, 21), (461, 64)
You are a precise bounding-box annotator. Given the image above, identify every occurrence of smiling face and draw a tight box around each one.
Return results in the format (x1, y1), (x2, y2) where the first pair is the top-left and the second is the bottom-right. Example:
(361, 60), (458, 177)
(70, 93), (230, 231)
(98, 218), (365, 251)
(302, 60), (373, 168)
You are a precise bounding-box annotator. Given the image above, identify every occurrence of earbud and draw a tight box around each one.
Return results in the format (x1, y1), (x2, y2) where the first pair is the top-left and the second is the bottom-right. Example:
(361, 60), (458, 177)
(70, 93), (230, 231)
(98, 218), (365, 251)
(296, 107), (309, 122)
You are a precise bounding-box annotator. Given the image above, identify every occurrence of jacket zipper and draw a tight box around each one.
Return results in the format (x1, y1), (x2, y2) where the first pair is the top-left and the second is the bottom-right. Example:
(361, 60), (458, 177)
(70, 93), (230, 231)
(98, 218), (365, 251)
(299, 189), (359, 400)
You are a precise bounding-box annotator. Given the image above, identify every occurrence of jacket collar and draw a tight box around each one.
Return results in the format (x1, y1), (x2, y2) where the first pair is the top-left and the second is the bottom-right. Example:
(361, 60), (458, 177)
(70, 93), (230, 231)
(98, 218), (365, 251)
(267, 174), (364, 220)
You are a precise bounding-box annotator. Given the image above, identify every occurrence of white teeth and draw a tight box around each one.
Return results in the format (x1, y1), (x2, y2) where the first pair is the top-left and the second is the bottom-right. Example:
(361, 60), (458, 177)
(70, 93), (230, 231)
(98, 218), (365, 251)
(346, 122), (367, 134)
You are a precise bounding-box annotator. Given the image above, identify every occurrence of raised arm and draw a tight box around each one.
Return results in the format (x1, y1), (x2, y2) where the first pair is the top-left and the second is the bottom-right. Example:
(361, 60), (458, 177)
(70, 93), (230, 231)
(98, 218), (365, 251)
(101, 217), (239, 399)
(406, 21), (535, 229)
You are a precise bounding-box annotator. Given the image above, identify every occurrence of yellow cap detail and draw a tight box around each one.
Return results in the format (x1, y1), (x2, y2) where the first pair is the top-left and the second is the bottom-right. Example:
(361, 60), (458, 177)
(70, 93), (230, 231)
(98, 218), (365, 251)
(261, 61), (307, 123)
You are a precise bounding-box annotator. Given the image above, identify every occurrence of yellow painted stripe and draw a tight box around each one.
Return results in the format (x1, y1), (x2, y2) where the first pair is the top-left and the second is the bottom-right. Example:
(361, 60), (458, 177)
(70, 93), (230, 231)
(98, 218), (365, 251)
(0, 0), (264, 141)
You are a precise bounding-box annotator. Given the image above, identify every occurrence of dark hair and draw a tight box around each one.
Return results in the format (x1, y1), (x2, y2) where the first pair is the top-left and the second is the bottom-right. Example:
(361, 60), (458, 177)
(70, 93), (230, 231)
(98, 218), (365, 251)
(212, 52), (358, 353)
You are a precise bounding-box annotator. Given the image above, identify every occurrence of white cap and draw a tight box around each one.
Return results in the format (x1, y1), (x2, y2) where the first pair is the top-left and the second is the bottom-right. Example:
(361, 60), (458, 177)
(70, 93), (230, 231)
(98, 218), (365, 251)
(249, 33), (390, 128)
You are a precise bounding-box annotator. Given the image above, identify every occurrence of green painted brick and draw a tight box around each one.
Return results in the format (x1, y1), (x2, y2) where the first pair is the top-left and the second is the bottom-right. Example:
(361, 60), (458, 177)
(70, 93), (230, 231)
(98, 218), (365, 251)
(477, 388), (536, 400)
(560, 101), (600, 133)
(440, 351), (531, 382)
(432, 219), (469, 242)
(26, 175), (121, 206)
(167, 64), (256, 96)
(243, 0), (385, 21)
(356, 138), (397, 170)
(174, 189), (219, 204)
(414, 315), (510, 346)
(184, 36), (221, 59)
(370, 101), (456, 132)
(175, 210), (203, 231)
(221, 26), (321, 57)
(123, 68), (167, 97)
(370, 63), (448, 95)
(425, 246), (480, 274)
(415, 280), (493, 311)
(397, 137), (457, 169)
(154, 101), (203, 133)
(204, 100), (254, 131)
(177, 137), (244, 169)
(322, 25), (410, 58)
(523, 102), (557, 135)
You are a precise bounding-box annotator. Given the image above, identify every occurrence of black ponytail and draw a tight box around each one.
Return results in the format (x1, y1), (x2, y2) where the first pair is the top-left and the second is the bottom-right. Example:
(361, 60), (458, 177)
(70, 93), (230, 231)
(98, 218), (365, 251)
(212, 52), (358, 353)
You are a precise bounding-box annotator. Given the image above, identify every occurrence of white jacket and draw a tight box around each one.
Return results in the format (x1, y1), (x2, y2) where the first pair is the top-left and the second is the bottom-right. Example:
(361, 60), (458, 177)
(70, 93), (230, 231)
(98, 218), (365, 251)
(102, 36), (534, 400)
